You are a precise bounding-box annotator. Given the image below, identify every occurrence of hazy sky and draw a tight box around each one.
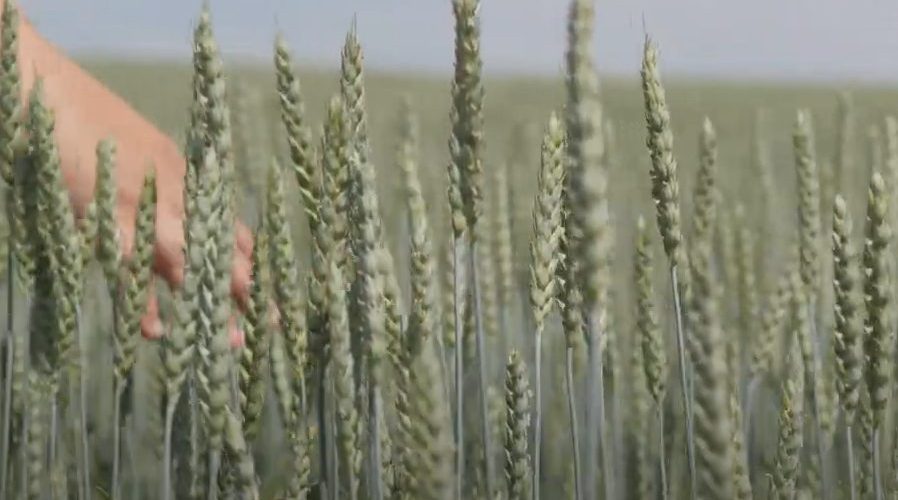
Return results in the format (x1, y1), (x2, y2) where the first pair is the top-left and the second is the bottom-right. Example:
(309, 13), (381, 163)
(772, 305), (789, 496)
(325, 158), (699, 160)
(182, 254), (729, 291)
(20, 0), (898, 83)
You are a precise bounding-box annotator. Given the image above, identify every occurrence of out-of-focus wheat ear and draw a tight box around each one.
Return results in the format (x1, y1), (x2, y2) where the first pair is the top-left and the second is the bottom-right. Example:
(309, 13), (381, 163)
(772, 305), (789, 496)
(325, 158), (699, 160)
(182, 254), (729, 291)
(191, 144), (232, 500)
(634, 216), (668, 498)
(882, 118), (898, 249)
(687, 213), (735, 499)
(414, 339), (455, 500)
(792, 109), (834, 498)
(29, 80), (83, 382)
(308, 144), (337, 497)
(450, 0), (485, 234)
(321, 96), (352, 284)
(447, 0), (489, 494)
(327, 259), (360, 500)
(0, 0), (21, 188)
(345, 145), (391, 499)
(635, 217), (666, 409)
(268, 332), (293, 430)
(832, 194), (862, 500)
(861, 171), (891, 500)
(504, 350), (531, 500)
(692, 117), (718, 253)
(238, 225), (272, 442)
(399, 101), (446, 385)
(25, 373), (49, 500)
(750, 110), (775, 284)
(266, 157), (312, 498)
(193, 4), (235, 202)
(729, 392), (752, 500)
(265, 156), (308, 405)
(492, 164), (515, 335)
(772, 336), (804, 500)
(749, 263), (794, 382)
(0, 2), (23, 496)
(95, 139), (121, 293)
(273, 33), (317, 231)
(283, 424), (315, 499)
(734, 206), (758, 344)
(857, 390), (874, 498)
(222, 409), (258, 499)
(528, 111), (564, 500)
(642, 36), (695, 499)
(793, 110), (822, 295)
(111, 170), (156, 498)
(341, 24), (372, 169)
(161, 118), (206, 499)
(566, 1), (614, 497)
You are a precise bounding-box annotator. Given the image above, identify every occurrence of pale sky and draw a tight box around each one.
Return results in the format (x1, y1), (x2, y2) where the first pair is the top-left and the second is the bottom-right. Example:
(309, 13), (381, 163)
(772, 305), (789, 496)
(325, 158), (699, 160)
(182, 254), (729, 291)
(19, 0), (898, 83)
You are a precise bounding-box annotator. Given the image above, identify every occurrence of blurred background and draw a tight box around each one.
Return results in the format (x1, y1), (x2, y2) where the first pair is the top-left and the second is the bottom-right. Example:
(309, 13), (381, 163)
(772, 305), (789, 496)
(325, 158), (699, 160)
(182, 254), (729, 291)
(22, 0), (898, 82)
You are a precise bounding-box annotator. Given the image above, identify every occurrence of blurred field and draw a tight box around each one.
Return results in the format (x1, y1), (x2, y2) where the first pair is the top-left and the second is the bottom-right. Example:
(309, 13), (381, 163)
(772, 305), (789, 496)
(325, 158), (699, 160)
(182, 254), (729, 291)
(82, 57), (896, 302)
(60, 57), (897, 497)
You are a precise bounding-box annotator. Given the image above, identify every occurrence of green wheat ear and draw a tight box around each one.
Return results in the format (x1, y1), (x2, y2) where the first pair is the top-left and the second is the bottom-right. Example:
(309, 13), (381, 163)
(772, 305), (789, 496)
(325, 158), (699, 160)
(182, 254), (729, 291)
(239, 225), (272, 441)
(504, 350), (531, 500)
(831, 194), (861, 426)
(95, 139), (121, 293)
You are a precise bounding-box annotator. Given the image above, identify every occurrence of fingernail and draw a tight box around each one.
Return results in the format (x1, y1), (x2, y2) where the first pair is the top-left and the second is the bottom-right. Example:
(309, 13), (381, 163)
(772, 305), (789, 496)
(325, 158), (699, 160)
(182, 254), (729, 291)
(230, 327), (245, 349)
(150, 319), (164, 338)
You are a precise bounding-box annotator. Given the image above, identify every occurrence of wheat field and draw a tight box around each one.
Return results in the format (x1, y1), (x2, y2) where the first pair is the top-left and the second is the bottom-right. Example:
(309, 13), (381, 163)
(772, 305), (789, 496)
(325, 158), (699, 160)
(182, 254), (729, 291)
(0, 0), (897, 499)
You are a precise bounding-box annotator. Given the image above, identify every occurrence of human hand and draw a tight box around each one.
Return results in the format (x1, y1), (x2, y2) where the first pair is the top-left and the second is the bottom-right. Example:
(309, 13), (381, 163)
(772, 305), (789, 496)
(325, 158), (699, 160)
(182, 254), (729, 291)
(16, 13), (252, 345)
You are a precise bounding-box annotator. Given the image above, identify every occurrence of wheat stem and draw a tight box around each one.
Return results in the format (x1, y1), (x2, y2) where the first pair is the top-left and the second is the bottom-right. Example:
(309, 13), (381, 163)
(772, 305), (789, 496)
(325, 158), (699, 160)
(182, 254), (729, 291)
(564, 346), (581, 500)
(658, 408), (668, 500)
(0, 251), (13, 499)
(470, 244), (496, 497)
(873, 429), (883, 500)
(452, 236), (465, 499)
(847, 425), (857, 500)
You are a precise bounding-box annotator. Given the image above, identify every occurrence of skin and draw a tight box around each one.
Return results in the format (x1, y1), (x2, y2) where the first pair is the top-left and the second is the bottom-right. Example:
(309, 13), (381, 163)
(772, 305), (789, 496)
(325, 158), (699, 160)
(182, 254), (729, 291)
(11, 3), (252, 344)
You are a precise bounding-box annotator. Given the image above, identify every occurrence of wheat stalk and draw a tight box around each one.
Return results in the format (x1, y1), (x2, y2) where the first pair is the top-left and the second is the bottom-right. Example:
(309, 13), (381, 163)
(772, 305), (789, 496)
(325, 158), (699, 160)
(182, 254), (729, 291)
(641, 36), (696, 499)
(634, 216), (668, 498)
(111, 171), (156, 498)
(528, 112), (564, 500)
(862, 171), (890, 500)
(832, 193), (862, 500)
(325, 257), (360, 500)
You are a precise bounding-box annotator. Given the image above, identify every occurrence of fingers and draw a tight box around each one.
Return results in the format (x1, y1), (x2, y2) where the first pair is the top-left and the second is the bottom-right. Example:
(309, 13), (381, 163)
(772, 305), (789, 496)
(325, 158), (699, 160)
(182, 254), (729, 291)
(230, 222), (253, 312)
(229, 315), (244, 348)
(140, 278), (245, 349)
(140, 280), (164, 340)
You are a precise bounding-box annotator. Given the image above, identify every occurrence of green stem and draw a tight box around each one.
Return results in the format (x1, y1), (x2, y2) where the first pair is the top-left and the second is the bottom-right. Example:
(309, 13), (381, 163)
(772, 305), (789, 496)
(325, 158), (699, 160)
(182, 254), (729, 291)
(532, 328), (542, 500)
(873, 428), (883, 500)
(77, 306), (91, 500)
(807, 300), (831, 500)
(162, 398), (177, 500)
(669, 266), (696, 500)
(659, 407), (668, 500)
(50, 394), (58, 500)
(565, 346), (581, 500)
(317, 363), (330, 500)
(112, 378), (125, 500)
(469, 244), (495, 497)
(584, 312), (613, 500)
(0, 250), (13, 499)
(367, 384), (383, 500)
(847, 425), (857, 500)
(451, 236), (464, 500)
